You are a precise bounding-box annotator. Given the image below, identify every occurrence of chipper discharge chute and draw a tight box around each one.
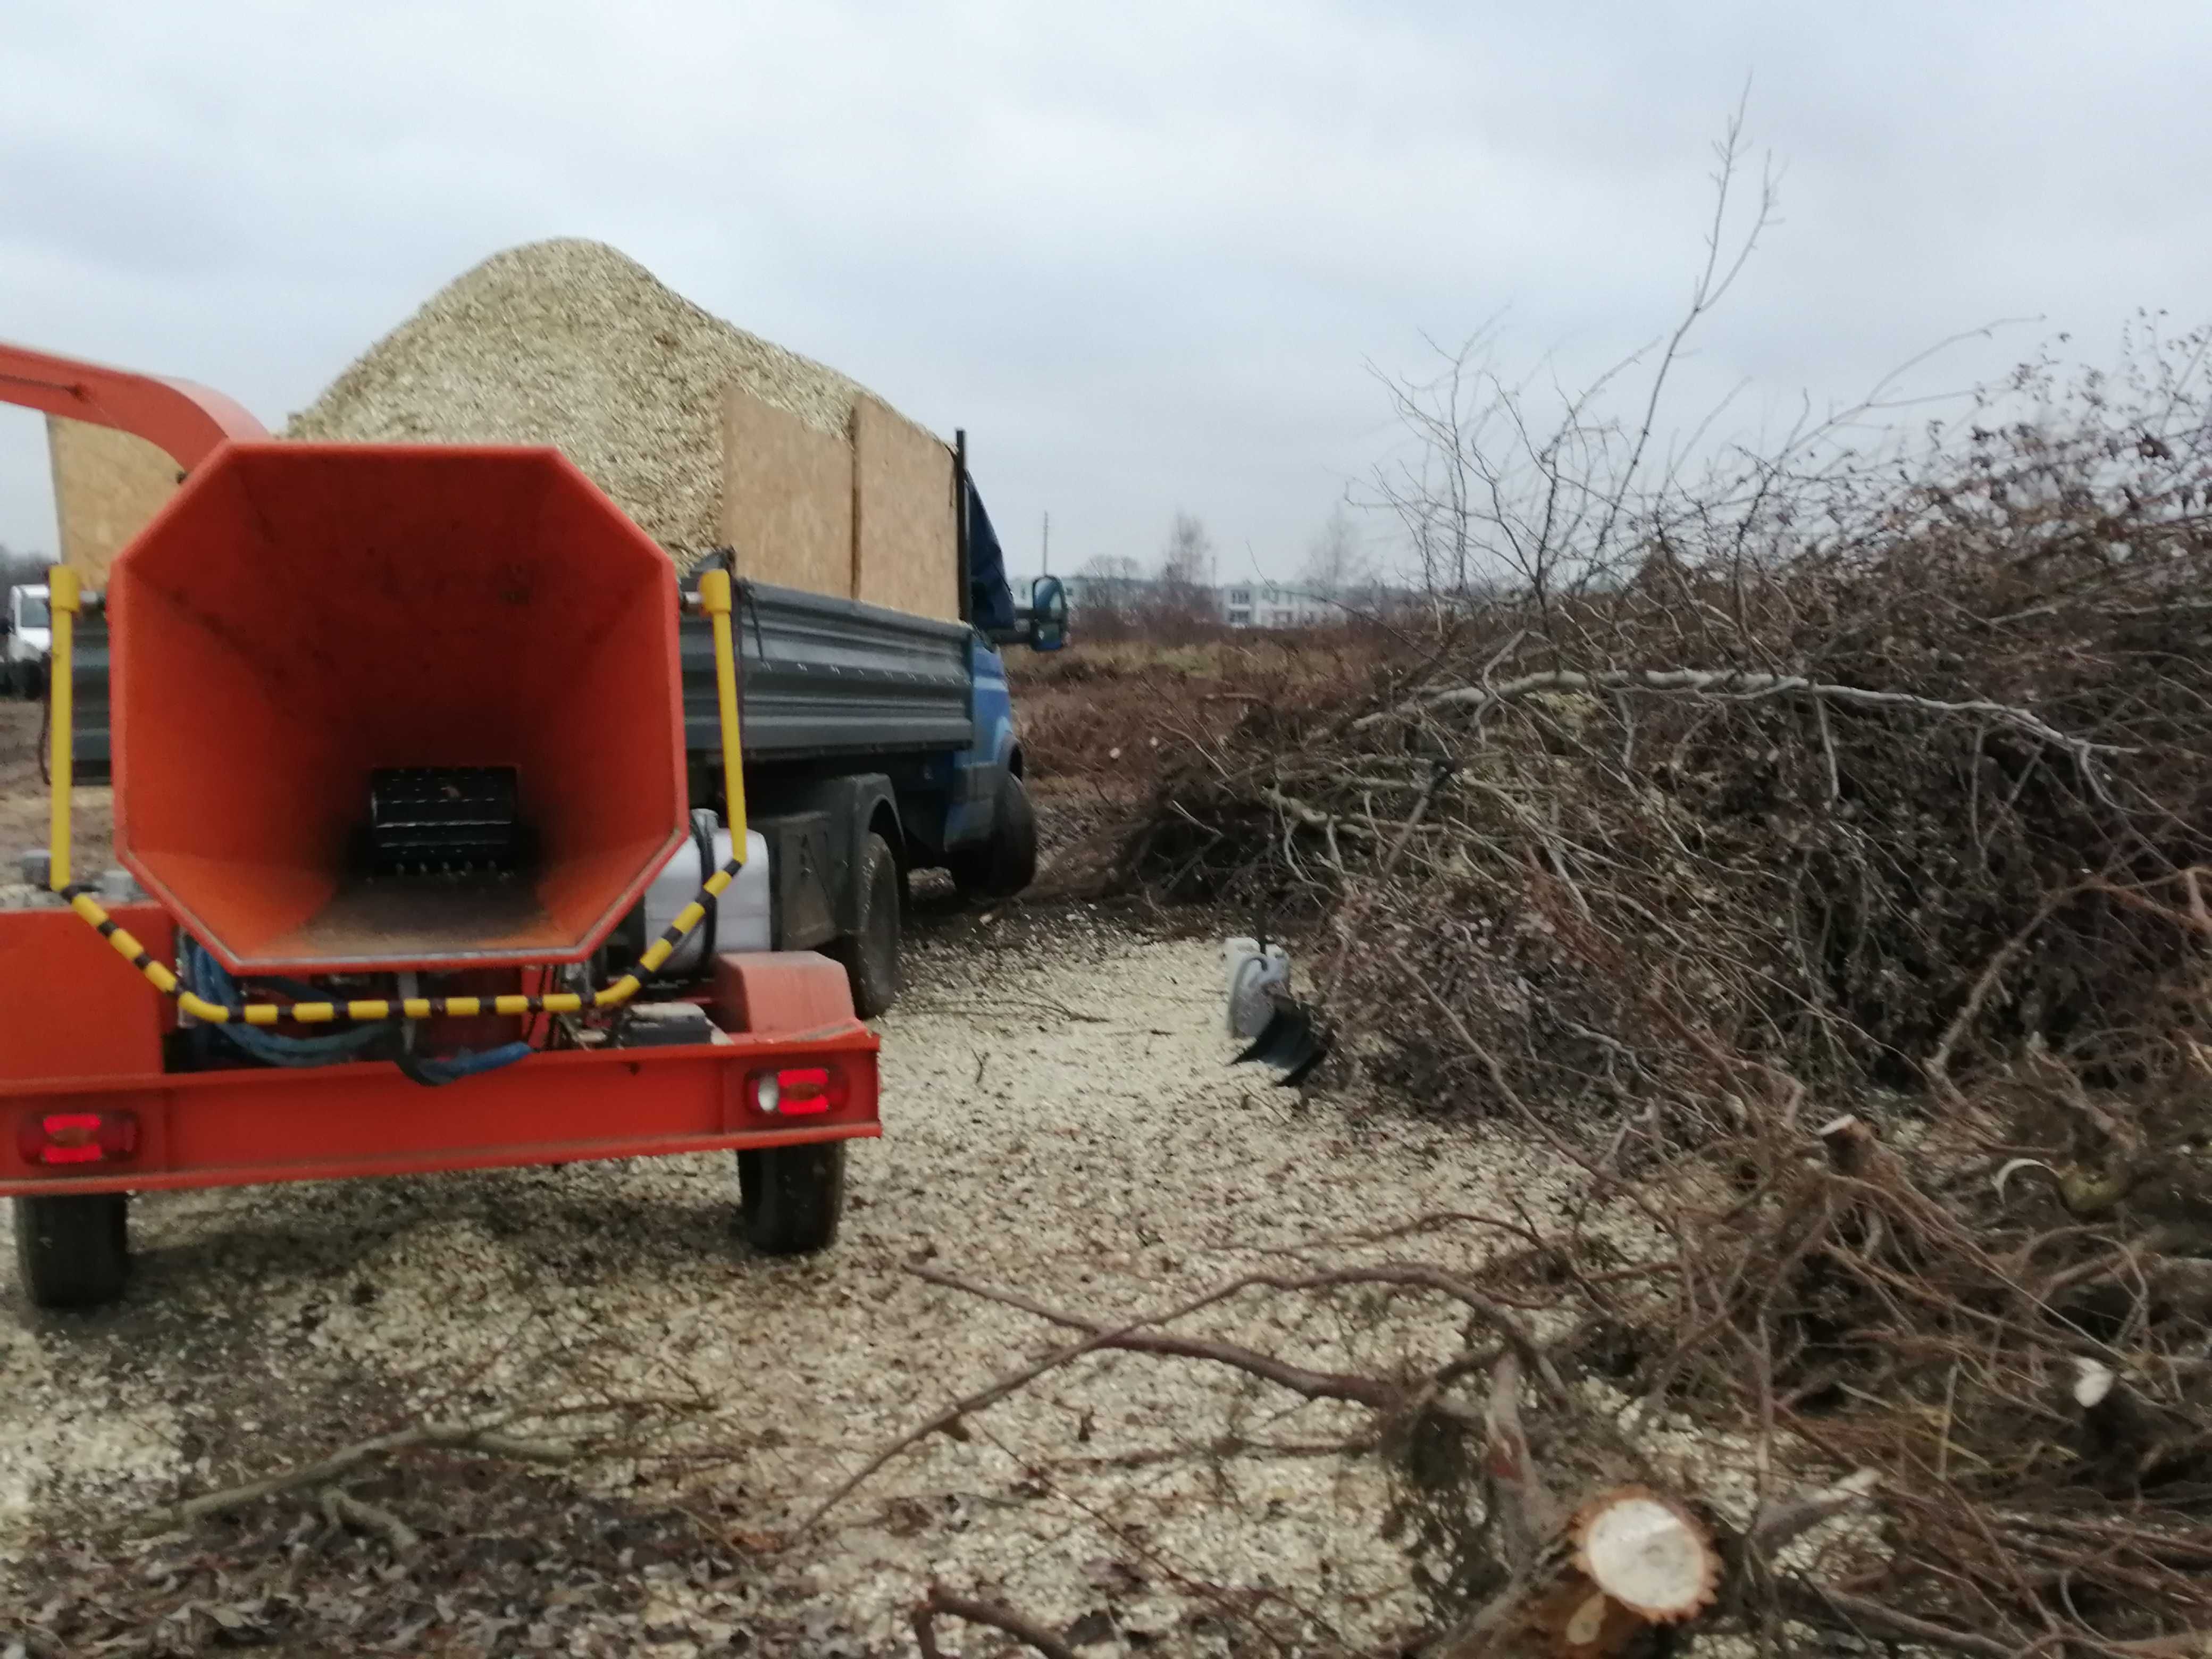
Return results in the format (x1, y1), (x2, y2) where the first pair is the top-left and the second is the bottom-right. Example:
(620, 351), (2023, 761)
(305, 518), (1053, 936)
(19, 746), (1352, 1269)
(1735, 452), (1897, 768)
(0, 340), (879, 1311)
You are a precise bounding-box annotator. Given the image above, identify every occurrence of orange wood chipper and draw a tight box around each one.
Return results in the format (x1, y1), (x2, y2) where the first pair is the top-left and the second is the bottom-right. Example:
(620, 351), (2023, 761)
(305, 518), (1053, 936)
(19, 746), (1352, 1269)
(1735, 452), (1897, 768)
(0, 341), (891, 1310)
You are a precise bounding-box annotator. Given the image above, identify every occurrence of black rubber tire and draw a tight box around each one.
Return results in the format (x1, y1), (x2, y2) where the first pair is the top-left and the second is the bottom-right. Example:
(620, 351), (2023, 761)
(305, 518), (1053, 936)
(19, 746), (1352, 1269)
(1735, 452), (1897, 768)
(948, 772), (1039, 900)
(13, 1193), (130, 1309)
(735, 1142), (846, 1255)
(830, 832), (901, 1019)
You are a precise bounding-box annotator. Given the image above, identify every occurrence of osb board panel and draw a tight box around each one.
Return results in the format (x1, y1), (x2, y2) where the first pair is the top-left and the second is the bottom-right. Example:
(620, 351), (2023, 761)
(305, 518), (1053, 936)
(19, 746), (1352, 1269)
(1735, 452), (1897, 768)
(719, 386), (854, 598)
(48, 416), (182, 584)
(852, 395), (957, 622)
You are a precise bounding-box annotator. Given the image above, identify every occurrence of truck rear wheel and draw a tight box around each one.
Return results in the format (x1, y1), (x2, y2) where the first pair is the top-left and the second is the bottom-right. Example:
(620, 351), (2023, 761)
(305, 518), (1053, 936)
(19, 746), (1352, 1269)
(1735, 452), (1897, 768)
(949, 771), (1038, 900)
(830, 832), (901, 1019)
(735, 1142), (845, 1254)
(13, 1193), (130, 1309)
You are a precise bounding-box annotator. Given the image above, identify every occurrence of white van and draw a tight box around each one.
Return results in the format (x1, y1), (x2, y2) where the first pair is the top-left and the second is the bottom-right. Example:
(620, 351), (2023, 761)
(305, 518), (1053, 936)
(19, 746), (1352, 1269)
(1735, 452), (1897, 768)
(4, 584), (50, 698)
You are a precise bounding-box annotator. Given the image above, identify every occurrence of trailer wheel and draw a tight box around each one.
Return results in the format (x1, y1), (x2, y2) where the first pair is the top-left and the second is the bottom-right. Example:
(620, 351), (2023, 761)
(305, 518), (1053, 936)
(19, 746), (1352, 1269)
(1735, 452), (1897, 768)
(949, 772), (1038, 900)
(831, 832), (901, 1019)
(12, 1193), (130, 1309)
(736, 1142), (845, 1255)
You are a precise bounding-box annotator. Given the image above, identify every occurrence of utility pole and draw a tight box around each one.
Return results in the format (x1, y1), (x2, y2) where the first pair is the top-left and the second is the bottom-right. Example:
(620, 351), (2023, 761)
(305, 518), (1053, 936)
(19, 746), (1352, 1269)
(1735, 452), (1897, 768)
(1041, 511), (1050, 576)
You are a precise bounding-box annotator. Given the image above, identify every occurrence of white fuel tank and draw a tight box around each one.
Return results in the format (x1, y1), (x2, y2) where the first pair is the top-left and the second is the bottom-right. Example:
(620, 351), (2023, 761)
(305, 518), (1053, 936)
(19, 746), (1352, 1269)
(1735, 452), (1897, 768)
(644, 810), (772, 978)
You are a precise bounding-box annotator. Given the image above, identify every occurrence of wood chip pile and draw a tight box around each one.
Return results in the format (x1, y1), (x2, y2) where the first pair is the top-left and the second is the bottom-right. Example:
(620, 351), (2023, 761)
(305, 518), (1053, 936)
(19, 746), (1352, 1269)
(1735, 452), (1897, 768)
(283, 238), (901, 563)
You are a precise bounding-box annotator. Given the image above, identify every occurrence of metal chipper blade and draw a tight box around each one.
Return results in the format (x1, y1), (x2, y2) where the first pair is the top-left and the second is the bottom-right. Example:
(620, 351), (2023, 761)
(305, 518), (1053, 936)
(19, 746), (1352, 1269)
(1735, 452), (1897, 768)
(1224, 936), (1332, 1086)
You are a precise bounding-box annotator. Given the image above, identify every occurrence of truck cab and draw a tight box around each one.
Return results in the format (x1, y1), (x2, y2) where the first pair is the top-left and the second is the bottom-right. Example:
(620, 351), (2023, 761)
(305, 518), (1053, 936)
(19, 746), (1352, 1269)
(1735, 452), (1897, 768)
(4, 583), (49, 697)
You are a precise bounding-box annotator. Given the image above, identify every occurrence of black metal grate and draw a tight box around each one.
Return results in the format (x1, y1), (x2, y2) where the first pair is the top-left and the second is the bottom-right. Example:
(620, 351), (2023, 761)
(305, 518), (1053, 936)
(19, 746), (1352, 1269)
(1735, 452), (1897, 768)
(366, 767), (523, 877)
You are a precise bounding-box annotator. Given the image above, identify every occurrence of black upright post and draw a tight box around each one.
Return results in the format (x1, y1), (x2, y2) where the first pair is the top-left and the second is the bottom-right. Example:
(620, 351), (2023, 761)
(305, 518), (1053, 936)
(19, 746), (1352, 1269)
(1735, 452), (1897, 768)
(954, 428), (971, 625)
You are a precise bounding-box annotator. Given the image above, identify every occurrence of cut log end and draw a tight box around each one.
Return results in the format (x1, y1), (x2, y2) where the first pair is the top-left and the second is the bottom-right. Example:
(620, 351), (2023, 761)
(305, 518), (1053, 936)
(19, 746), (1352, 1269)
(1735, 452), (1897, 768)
(1816, 1114), (1878, 1177)
(2074, 1358), (2118, 1410)
(1571, 1488), (1721, 1625)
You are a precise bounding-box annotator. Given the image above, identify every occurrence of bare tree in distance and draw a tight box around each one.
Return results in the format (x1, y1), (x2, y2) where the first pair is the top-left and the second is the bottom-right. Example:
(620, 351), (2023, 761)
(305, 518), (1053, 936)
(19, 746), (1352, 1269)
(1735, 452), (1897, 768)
(1157, 511), (1212, 587)
(1070, 552), (1144, 642)
(1298, 502), (1371, 612)
(1149, 511), (1218, 641)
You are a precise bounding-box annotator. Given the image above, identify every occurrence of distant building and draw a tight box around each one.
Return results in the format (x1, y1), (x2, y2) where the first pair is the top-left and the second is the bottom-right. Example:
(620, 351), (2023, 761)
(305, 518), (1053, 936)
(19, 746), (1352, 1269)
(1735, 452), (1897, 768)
(1220, 581), (1335, 629)
(1046, 574), (1359, 631)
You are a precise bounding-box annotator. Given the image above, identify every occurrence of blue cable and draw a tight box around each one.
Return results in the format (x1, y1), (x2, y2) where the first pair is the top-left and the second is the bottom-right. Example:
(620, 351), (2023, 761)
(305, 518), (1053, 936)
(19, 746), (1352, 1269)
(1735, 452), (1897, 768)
(395, 1041), (534, 1087)
(178, 935), (391, 1067)
(178, 937), (535, 1085)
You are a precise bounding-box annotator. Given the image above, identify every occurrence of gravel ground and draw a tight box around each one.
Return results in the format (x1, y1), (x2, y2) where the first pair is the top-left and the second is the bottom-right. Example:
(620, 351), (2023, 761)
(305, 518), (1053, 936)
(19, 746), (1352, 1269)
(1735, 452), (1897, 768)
(0, 937), (1581, 1651)
(283, 239), (886, 563)
(0, 714), (1590, 1654)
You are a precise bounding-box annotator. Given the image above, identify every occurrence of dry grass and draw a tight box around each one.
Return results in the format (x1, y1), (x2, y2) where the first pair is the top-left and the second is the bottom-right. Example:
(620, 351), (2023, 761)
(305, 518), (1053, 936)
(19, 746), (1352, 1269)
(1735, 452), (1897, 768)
(1011, 633), (1389, 792)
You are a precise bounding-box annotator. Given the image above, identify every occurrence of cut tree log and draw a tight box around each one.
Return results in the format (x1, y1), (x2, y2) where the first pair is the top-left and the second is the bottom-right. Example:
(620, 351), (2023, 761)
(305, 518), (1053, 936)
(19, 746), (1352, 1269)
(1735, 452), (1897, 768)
(1429, 1483), (1720, 1657)
(2072, 1358), (2211, 1483)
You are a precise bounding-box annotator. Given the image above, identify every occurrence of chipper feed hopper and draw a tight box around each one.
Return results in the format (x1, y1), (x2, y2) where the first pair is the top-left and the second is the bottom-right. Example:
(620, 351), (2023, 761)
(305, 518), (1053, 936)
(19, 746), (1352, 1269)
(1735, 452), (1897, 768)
(0, 342), (878, 1309)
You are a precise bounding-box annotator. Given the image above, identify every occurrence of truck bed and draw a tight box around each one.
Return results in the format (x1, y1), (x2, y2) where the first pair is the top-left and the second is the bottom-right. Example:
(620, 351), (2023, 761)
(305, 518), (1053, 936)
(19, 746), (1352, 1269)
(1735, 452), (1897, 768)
(64, 577), (976, 773)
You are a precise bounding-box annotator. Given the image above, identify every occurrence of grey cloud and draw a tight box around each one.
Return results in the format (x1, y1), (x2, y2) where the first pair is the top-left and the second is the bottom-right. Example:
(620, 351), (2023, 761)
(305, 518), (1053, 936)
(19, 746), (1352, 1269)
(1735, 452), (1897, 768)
(3, 1), (2208, 579)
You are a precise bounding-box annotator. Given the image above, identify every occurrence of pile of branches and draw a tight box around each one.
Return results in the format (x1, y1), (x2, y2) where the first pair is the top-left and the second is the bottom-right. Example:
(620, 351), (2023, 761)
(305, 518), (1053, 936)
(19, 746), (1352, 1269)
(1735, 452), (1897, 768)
(1113, 309), (2212, 1650)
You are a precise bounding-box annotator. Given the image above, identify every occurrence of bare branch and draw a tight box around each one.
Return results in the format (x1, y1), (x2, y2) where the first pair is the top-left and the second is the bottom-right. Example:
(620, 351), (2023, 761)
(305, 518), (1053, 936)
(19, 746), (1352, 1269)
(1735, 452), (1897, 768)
(912, 1585), (1078, 1659)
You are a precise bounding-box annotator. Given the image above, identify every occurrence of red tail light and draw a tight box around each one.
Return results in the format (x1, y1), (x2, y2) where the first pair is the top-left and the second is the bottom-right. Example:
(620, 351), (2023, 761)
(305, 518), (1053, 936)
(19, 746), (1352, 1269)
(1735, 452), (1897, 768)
(18, 1109), (140, 1168)
(752, 1065), (845, 1117)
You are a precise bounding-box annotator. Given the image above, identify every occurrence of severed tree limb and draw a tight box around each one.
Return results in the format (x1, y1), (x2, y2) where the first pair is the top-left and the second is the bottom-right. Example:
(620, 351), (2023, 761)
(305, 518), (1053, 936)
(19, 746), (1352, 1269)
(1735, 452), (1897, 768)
(142, 1414), (583, 1535)
(1928, 884), (2080, 1095)
(321, 1486), (421, 1554)
(801, 1264), (1409, 1531)
(1775, 1578), (2020, 1659)
(1351, 665), (2129, 771)
(1479, 1354), (1555, 1578)
(911, 1585), (1078, 1659)
(914, 1259), (1562, 1397)
(1262, 785), (1377, 840)
(1744, 1467), (1880, 1558)
(2089, 864), (2212, 939)
(909, 1263), (1406, 1412)
(2100, 1635), (2212, 1657)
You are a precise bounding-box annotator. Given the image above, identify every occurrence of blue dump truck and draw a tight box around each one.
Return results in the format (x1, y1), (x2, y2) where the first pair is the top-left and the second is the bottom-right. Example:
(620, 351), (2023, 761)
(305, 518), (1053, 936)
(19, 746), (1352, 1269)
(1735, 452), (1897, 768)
(61, 474), (1066, 1023)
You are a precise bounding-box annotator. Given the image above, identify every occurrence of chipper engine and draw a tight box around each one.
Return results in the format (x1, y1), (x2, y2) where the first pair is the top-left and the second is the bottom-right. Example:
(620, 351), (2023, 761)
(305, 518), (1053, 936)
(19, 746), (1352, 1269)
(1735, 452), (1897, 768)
(0, 342), (878, 1309)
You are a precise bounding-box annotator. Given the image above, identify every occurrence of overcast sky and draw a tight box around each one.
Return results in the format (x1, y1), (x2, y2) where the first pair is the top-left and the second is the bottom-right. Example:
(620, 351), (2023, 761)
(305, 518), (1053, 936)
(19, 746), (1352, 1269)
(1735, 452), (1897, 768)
(4, 2), (2209, 585)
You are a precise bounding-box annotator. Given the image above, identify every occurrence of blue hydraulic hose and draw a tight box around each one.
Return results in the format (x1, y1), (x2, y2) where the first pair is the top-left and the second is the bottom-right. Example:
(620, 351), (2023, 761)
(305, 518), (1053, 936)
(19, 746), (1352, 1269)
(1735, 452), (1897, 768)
(177, 935), (391, 1067)
(179, 935), (535, 1085)
(178, 935), (537, 1085)
(393, 1041), (533, 1087)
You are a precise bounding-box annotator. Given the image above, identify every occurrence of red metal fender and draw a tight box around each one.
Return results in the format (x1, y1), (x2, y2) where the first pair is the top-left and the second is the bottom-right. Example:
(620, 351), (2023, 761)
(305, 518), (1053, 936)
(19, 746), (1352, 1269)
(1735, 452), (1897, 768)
(714, 950), (858, 1034)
